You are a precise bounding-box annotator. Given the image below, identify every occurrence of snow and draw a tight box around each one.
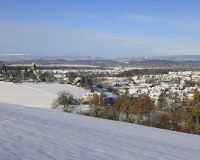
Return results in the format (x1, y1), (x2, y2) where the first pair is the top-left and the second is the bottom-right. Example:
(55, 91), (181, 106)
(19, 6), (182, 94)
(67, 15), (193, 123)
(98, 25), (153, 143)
(0, 102), (200, 160)
(0, 82), (88, 108)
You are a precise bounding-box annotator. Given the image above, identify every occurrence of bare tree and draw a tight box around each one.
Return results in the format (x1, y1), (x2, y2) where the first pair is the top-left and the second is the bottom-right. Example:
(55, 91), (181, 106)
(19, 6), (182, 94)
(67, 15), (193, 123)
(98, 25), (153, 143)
(134, 95), (154, 125)
(185, 92), (200, 134)
(52, 92), (75, 112)
(116, 93), (136, 122)
(89, 94), (103, 117)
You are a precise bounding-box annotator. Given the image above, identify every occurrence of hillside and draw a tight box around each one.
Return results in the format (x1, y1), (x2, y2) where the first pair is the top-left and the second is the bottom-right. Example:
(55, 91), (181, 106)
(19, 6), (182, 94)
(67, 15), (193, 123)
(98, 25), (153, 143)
(0, 102), (199, 160)
(0, 82), (88, 108)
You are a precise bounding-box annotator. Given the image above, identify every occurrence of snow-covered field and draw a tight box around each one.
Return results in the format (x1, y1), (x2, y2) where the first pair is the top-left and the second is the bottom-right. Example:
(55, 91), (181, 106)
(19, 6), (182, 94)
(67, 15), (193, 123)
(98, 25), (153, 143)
(0, 102), (199, 160)
(0, 82), (88, 108)
(0, 81), (200, 159)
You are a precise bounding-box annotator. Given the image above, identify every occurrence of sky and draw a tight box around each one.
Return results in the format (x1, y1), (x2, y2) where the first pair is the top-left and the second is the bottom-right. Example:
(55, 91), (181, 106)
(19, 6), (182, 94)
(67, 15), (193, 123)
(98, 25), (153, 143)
(1, 0), (200, 58)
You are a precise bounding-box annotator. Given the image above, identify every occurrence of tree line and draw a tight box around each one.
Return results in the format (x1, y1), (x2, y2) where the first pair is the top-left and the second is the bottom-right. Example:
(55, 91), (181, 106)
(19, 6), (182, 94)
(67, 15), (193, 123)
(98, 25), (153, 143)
(52, 91), (200, 135)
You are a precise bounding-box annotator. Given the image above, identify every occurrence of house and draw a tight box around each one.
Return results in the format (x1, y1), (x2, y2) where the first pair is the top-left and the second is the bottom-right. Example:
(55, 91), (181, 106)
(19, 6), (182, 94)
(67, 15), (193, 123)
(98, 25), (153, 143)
(187, 93), (194, 101)
(82, 91), (101, 102)
(73, 77), (82, 85)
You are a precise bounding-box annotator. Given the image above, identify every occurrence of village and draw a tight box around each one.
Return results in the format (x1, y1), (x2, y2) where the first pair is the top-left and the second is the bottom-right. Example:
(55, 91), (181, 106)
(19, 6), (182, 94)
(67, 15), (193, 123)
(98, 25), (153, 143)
(1, 63), (200, 134)
(1, 63), (200, 106)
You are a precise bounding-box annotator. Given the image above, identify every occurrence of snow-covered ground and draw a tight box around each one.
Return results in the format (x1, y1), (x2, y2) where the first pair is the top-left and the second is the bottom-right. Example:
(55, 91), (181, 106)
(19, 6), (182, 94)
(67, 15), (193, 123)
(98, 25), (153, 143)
(0, 82), (88, 108)
(0, 102), (199, 160)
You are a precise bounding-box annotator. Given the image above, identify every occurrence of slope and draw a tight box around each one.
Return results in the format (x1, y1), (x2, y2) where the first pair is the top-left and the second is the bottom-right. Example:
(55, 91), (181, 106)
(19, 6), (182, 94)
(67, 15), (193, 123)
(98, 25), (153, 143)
(0, 103), (199, 160)
(0, 82), (88, 108)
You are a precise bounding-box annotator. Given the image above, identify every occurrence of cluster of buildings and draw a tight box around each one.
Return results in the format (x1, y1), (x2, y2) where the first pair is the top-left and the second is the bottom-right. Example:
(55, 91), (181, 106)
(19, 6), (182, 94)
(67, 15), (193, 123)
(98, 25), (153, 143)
(49, 70), (200, 106)
(2, 63), (200, 107)
(100, 71), (200, 105)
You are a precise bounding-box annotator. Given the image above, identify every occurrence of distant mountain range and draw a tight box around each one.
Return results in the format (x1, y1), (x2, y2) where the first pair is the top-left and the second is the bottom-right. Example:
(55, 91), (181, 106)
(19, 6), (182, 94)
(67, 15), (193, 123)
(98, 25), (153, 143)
(117, 55), (200, 62)
(1, 54), (200, 69)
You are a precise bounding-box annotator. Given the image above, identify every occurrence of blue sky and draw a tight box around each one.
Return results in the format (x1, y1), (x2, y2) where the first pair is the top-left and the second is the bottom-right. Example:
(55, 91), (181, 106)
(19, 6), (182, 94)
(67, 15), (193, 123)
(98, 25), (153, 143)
(1, 0), (200, 58)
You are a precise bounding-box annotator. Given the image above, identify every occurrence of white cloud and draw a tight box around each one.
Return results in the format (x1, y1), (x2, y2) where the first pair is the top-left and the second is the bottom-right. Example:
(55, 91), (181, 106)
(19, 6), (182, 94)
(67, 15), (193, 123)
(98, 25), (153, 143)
(0, 23), (200, 57)
(172, 13), (200, 30)
(120, 13), (160, 23)
(120, 12), (200, 30)
(65, 12), (96, 19)
(0, 53), (30, 56)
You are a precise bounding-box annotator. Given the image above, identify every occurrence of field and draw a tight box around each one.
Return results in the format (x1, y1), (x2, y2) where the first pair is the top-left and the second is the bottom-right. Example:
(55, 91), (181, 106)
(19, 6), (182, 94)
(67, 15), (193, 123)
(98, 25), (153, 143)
(0, 102), (200, 160)
(0, 81), (200, 160)
(0, 82), (88, 108)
